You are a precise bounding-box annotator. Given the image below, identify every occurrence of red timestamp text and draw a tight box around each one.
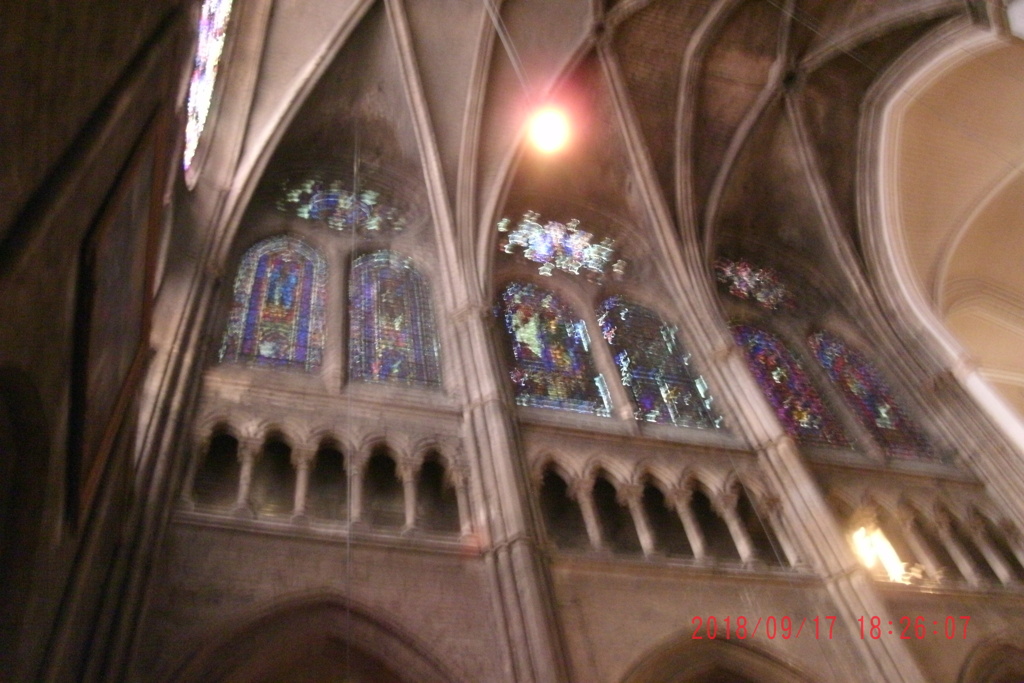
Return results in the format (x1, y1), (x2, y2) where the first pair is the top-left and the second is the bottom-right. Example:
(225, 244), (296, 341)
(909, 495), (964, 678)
(858, 615), (970, 640)
(691, 615), (837, 640)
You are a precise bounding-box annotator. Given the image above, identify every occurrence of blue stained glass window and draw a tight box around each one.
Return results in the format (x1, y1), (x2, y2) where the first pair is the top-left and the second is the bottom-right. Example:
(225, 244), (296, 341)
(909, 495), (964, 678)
(499, 283), (610, 415)
(184, 0), (233, 170)
(220, 236), (326, 370)
(598, 297), (721, 428)
(349, 251), (441, 386)
(808, 331), (933, 458)
(732, 325), (848, 445)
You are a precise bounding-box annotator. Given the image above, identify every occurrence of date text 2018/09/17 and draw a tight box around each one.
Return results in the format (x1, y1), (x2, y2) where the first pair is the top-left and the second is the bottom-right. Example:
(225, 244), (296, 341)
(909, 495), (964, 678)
(690, 615), (971, 640)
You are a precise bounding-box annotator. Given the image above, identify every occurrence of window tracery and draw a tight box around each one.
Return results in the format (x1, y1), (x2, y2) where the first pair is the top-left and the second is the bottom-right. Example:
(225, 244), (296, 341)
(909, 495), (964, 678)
(714, 259), (794, 311)
(184, 0), (233, 170)
(732, 324), (848, 445)
(498, 282), (610, 415)
(349, 250), (441, 386)
(498, 212), (625, 281)
(277, 178), (406, 234)
(807, 331), (933, 458)
(597, 296), (721, 429)
(220, 236), (326, 371)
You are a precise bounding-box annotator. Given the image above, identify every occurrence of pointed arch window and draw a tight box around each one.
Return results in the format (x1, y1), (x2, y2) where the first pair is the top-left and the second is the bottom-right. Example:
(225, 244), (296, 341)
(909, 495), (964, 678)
(499, 282), (609, 415)
(808, 331), (932, 458)
(732, 324), (848, 445)
(597, 297), (720, 428)
(220, 236), (326, 370)
(184, 0), (234, 170)
(349, 251), (441, 386)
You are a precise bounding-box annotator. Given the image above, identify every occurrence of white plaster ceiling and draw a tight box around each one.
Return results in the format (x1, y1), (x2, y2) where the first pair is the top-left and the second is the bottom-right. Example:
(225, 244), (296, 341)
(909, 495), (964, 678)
(893, 39), (1024, 415)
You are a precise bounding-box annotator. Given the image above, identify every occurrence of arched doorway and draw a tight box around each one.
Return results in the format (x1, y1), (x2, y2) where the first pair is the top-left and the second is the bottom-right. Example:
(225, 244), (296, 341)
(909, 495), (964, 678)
(621, 637), (817, 683)
(169, 597), (458, 683)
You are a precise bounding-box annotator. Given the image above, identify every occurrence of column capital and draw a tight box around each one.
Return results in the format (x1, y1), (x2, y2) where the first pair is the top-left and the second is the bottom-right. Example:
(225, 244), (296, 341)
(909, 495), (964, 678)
(568, 474), (596, 501)
(396, 458), (419, 482)
(291, 447), (316, 468)
(616, 483), (643, 506)
(667, 486), (693, 509)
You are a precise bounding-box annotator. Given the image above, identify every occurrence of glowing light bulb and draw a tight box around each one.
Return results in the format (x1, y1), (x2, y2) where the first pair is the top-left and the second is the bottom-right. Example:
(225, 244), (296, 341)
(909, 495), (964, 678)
(852, 526), (907, 583)
(528, 107), (570, 154)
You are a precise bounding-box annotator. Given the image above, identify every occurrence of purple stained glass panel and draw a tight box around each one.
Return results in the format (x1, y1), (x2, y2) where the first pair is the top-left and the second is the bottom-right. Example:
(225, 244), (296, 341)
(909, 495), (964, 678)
(598, 297), (720, 428)
(500, 283), (609, 415)
(733, 325), (848, 445)
(220, 236), (326, 370)
(808, 331), (933, 458)
(349, 251), (441, 386)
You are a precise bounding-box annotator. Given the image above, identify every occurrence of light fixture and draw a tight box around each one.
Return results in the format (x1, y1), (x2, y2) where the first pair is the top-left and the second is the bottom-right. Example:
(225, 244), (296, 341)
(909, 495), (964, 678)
(852, 526), (907, 583)
(527, 106), (570, 154)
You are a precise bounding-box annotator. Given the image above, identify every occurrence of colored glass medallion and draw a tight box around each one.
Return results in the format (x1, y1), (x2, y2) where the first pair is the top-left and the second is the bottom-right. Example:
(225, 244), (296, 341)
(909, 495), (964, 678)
(808, 331), (933, 458)
(184, 0), (233, 170)
(733, 325), (847, 445)
(220, 236), (326, 370)
(278, 178), (406, 234)
(499, 282), (610, 415)
(715, 259), (794, 310)
(598, 297), (721, 428)
(498, 212), (625, 281)
(349, 251), (441, 386)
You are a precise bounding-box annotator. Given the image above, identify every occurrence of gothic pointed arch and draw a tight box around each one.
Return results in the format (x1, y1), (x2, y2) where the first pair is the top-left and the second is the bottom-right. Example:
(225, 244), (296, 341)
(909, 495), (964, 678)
(168, 596), (458, 683)
(731, 323), (848, 445)
(620, 636), (817, 683)
(219, 235), (327, 371)
(958, 639), (1024, 683)
(498, 281), (609, 415)
(597, 296), (721, 429)
(348, 250), (441, 386)
(807, 330), (933, 458)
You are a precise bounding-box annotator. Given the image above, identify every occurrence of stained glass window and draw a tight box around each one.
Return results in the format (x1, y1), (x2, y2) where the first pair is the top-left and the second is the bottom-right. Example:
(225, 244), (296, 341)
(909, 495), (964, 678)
(598, 297), (721, 428)
(349, 251), (441, 386)
(715, 259), (795, 310)
(220, 236), (326, 370)
(184, 0), (233, 170)
(499, 282), (610, 415)
(277, 178), (406, 234)
(732, 325), (848, 445)
(808, 331), (933, 458)
(498, 212), (625, 281)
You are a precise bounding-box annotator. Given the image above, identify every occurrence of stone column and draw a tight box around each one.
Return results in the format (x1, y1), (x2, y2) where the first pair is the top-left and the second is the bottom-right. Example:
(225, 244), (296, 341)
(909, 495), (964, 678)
(894, 509), (942, 582)
(570, 475), (604, 551)
(291, 448), (314, 520)
(399, 459), (418, 533)
(178, 435), (207, 510)
(348, 456), (366, 526)
(761, 497), (800, 567)
(669, 486), (706, 560)
(233, 437), (260, 516)
(450, 464), (472, 537)
(580, 308), (636, 423)
(1004, 524), (1024, 571)
(619, 483), (656, 556)
(716, 490), (756, 564)
(965, 515), (1013, 585)
(934, 512), (982, 586)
